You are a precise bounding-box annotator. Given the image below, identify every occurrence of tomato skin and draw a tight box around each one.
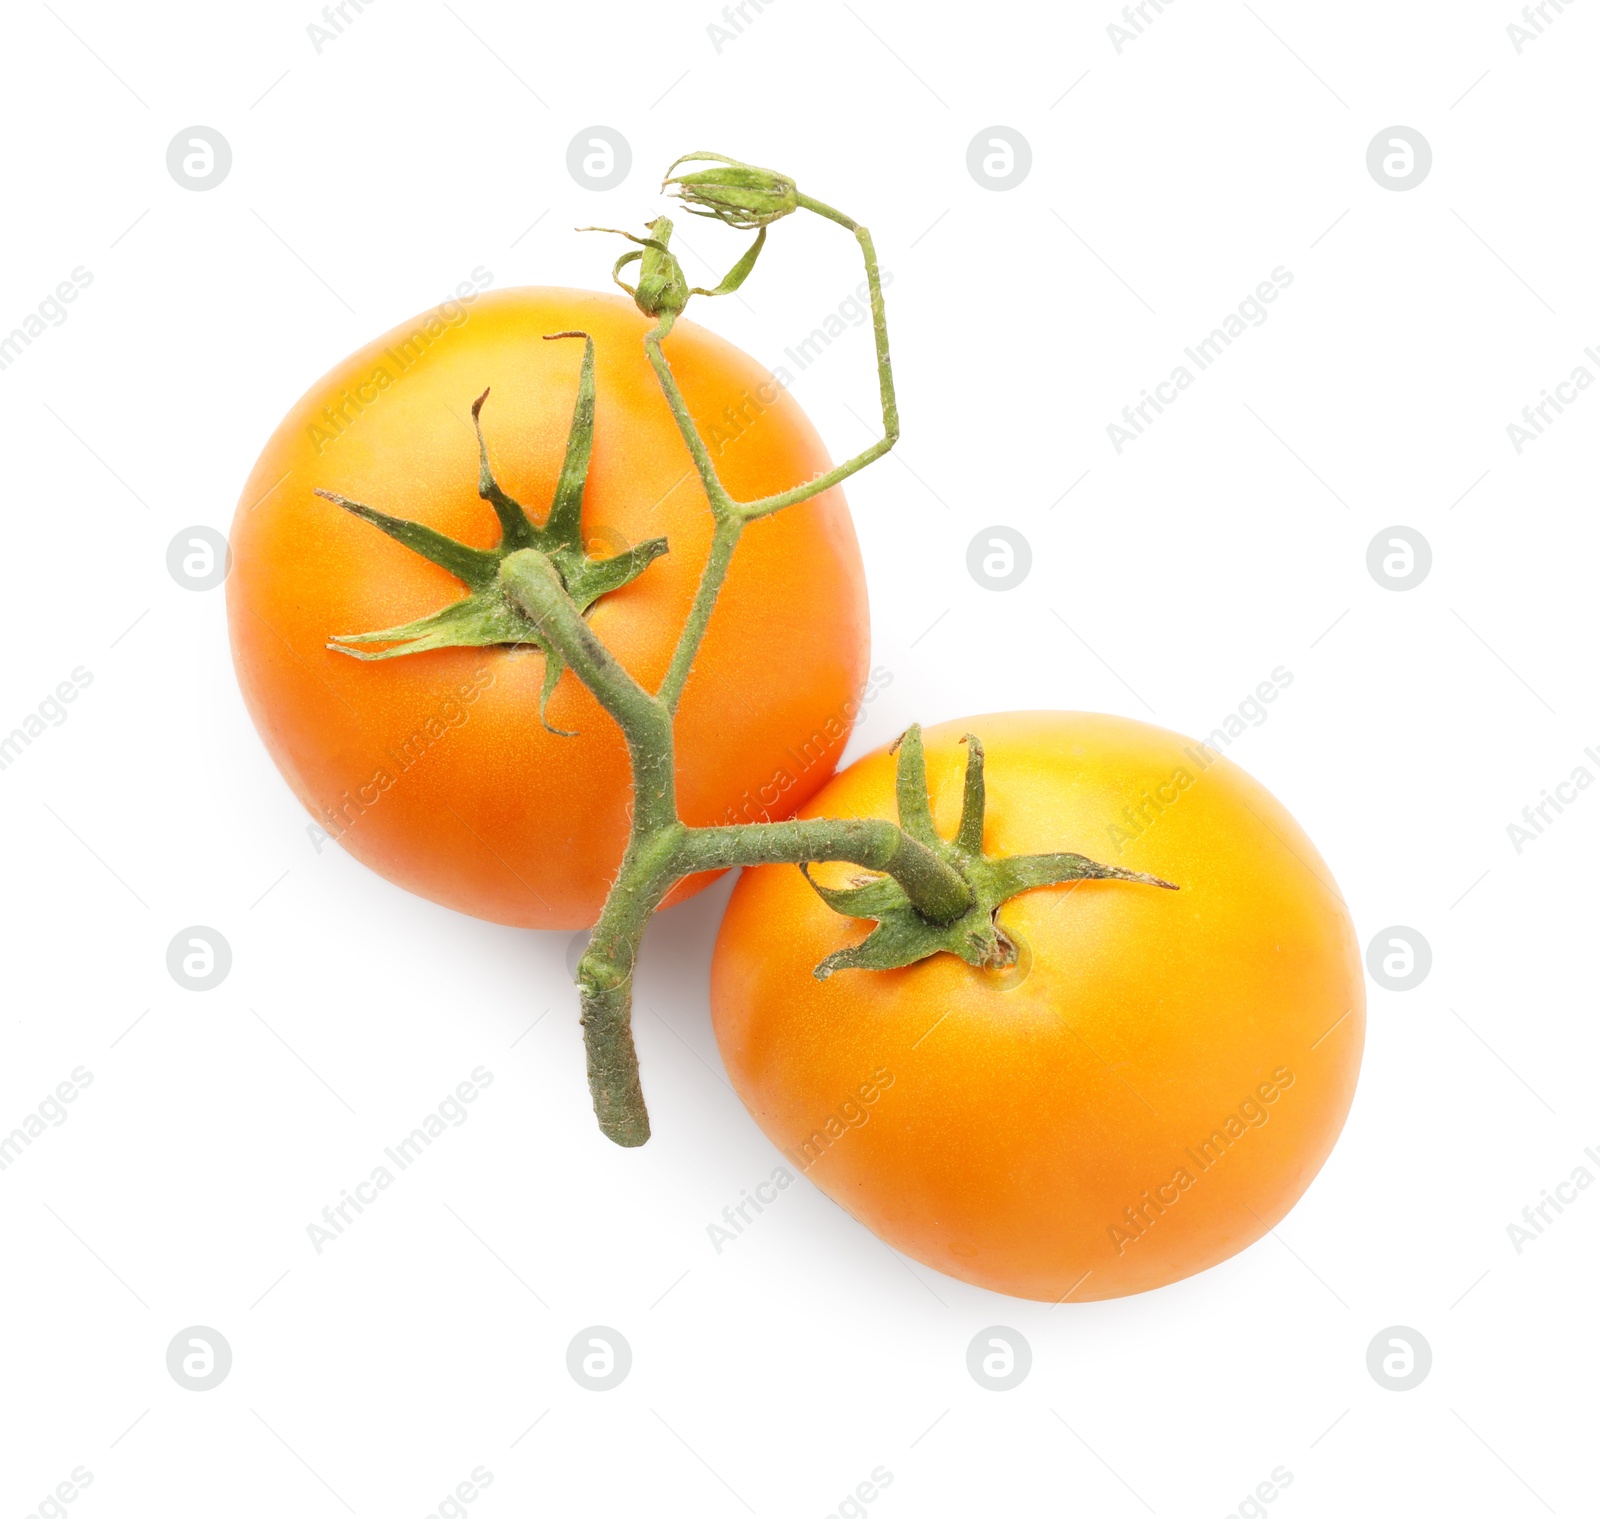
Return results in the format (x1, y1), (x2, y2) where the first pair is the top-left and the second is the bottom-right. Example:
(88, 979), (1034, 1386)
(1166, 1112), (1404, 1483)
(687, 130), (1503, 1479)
(228, 288), (868, 929)
(711, 712), (1365, 1302)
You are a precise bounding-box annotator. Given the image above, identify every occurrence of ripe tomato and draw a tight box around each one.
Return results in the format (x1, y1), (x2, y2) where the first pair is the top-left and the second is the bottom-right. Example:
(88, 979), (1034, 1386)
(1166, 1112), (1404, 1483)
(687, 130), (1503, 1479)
(228, 287), (868, 929)
(711, 712), (1364, 1302)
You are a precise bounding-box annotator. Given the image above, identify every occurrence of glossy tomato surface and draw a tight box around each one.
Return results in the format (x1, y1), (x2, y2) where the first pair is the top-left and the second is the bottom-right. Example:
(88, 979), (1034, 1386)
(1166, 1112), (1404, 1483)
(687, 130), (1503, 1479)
(711, 712), (1364, 1302)
(229, 287), (868, 929)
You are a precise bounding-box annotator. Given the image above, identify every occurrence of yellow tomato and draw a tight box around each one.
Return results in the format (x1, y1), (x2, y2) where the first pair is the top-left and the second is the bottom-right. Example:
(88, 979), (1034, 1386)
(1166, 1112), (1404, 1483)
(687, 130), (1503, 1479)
(228, 288), (868, 929)
(711, 712), (1364, 1301)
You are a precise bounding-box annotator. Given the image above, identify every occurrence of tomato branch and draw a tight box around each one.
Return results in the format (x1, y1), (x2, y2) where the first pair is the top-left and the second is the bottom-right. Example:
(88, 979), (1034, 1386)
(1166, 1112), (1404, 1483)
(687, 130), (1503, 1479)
(317, 152), (1157, 1150)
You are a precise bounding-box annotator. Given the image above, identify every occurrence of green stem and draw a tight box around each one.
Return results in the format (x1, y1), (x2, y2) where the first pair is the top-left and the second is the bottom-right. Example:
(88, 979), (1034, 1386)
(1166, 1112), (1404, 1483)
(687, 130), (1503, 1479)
(683, 819), (971, 922)
(739, 197), (899, 521)
(498, 549), (676, 831)
(643, 194), (898, 717)
(576, 823), (685, 1147)
(643, 310), (738, 518)
(517, 173), (915, 1146)
(654, 512), (738, 714)
(572, 811), (971, 1146)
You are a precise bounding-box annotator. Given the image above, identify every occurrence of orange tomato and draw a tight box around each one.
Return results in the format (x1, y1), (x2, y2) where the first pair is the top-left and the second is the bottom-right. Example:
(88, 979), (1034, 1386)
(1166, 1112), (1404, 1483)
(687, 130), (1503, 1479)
(711, 712), (1364, 1302)
(228, 287), (868, 929)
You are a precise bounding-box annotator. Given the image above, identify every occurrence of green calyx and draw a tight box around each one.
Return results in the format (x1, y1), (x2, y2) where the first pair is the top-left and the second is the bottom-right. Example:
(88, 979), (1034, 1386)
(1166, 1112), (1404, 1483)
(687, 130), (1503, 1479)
(584, 214), (769, 323)
(663, 151), (799, 229)
(318, 330), (667, 734)
(802, 725), (1177, 980)
(585, 216), (691, 320)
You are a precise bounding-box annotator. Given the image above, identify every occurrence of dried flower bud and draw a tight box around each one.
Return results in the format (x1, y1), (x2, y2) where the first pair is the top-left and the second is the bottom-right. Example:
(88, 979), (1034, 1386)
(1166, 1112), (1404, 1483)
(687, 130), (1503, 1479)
(630, 217), (690, 318)
(663, 153), (798, 230)
(585, 218), (692, 319)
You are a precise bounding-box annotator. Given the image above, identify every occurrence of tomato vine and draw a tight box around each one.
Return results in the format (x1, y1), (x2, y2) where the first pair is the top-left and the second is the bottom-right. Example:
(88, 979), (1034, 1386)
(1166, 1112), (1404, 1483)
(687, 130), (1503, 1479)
(320, 152), (1170, 1146)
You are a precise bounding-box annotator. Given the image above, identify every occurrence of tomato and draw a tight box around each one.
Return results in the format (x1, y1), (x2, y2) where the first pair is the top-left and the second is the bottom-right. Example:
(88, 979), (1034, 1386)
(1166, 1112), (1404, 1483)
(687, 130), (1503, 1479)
(711, 712), (1364, 1302)
(228, 287), (868, 929)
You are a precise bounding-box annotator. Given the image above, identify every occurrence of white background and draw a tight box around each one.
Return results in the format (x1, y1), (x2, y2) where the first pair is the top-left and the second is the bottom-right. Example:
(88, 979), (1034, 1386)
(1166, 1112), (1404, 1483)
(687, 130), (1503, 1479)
(1, 1), (1595, 1515)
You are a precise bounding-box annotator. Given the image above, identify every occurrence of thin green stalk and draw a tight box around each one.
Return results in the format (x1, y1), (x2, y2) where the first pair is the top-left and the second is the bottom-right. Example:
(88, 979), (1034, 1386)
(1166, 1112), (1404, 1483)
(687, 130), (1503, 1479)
(683, 818), (972, 923)
(739, 198), (898, 521)
(643, 192), (898, 719)
(655, 495), (741, 715)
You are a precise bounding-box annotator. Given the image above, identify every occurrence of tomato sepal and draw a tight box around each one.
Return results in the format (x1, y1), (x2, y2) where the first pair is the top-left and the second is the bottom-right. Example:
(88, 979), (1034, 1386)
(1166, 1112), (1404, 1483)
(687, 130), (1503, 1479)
(318, 333), (669, 734)
(806, 724), (1176, 980)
